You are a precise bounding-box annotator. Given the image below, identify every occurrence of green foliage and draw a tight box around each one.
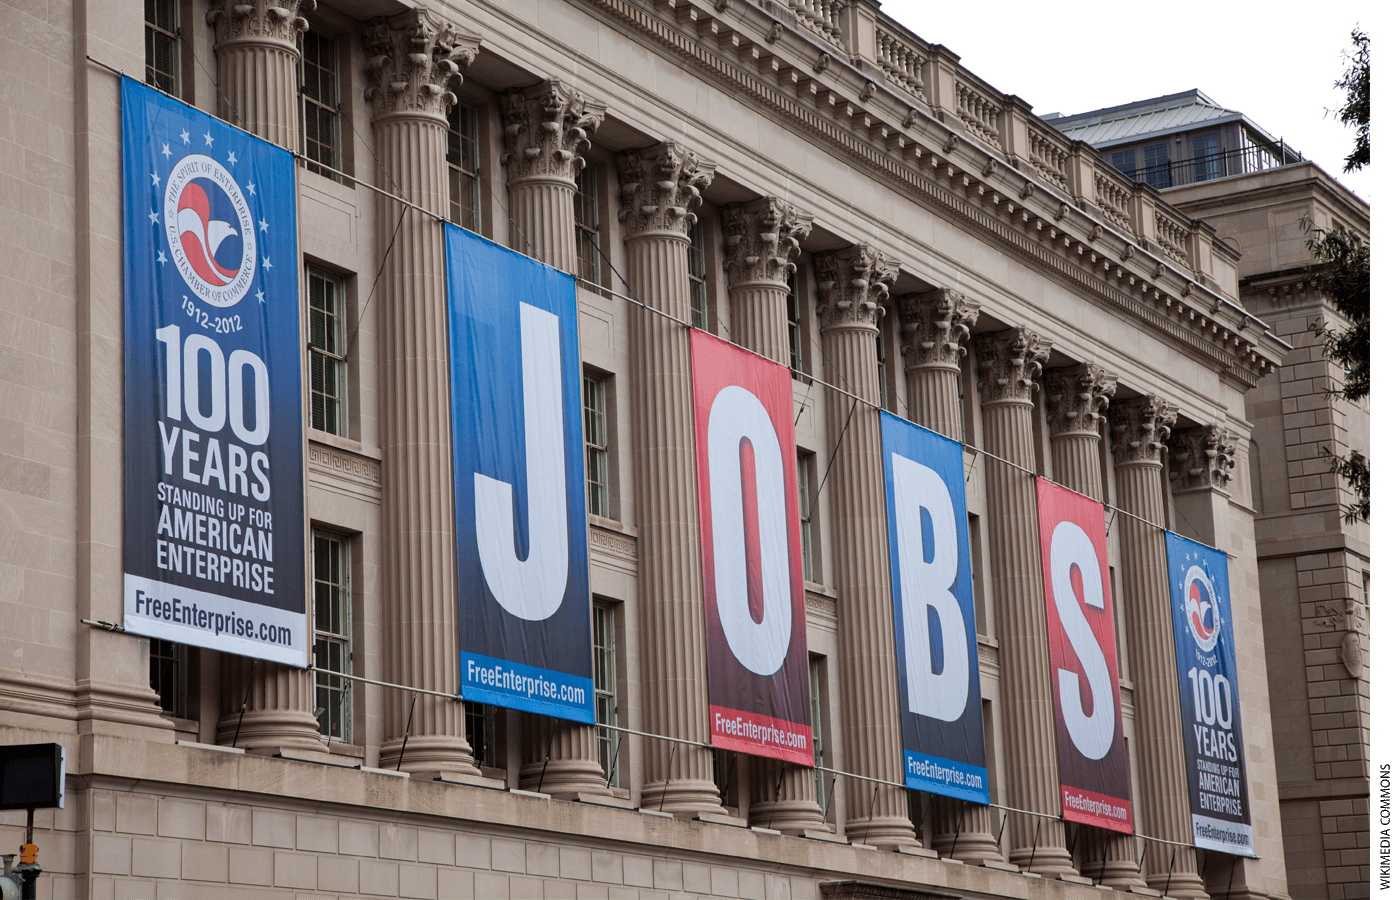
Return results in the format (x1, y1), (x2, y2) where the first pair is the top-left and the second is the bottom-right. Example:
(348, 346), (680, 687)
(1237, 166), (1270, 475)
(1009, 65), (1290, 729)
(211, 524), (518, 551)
(1336, 30), (1369, 173)
(1306, 226), (1369, 403)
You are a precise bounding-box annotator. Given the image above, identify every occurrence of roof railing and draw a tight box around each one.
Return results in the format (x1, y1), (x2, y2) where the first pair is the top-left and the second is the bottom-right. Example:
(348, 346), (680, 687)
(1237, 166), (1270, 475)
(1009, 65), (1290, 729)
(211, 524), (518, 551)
(1113, 140), (1305, 190)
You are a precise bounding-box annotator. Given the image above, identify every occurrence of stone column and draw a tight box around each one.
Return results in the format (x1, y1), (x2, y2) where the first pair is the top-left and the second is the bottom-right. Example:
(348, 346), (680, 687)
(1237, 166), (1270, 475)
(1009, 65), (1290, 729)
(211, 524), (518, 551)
(719, 197), (823, 833)
(208, 0), (322, 753)
(897, 288), (980, 439)
(618, 142), (723, 814)
(897, 289), (1001, 862)
(499, 78), (613, 798)
(815, 245), (917, 849)
(721, 197), (814, 366)
(500, 79), (606, 266)
(974, 328), (1074, 877)
(1109, 397), (1207, 898)
(1168, 425), (1238, 548)
(1045, 366), (1148, 889)
(207, 0), (311, 149)
(363, 9), (481, 774)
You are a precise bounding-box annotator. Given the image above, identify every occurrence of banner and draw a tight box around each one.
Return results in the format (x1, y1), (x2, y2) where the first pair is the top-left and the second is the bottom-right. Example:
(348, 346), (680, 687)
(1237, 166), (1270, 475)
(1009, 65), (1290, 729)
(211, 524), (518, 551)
(121, 78), (306, 665)
(881, 412), (988, 804)
(1036, 479), (1133, 832)
(691, 331), (813, 765)
(446, 225), (594, 723)
(1166, 532), (1254, 855)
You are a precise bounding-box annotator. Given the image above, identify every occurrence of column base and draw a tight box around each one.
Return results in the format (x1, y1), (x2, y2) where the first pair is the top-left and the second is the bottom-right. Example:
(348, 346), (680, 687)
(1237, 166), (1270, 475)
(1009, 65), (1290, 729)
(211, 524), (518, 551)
(380, 733), (480, 775)
(1009, 843), (1077, 879)
(215, 709), (325, 752)
(844, 815), (919, 850)
(1146, 870), (1209, 900)
(519, 756), (612, 798)
(747, 798), (829, 836)
(640, 778), (725, 816)
(74, 678), (177, 741)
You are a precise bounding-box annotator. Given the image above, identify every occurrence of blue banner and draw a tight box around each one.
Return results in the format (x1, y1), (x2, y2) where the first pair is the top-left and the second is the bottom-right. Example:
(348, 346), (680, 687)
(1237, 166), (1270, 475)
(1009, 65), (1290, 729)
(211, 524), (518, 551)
(880, 413), (988, 804)
(121, 78), (306, 665)
(1165, 532), (1254, 855)
(446, 225), (594, 723)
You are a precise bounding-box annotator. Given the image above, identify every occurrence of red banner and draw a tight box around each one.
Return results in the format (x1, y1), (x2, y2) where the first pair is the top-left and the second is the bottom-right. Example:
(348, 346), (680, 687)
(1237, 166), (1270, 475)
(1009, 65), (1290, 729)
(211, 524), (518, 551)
(690, 330), (813, 766)
(1036, 478), (1133, 833)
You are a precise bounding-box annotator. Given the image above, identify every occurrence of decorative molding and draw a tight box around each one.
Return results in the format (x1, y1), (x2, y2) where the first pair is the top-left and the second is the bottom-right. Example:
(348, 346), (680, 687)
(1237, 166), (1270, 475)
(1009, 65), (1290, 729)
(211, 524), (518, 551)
(805, 592), (836, 619)
(977, 642), (998, 673)
(589, 523), (638, 559)
(721, 197), (813, 288)
(362, 9), (480, 122)
(617, 141), (715, 237)
(207, 0), (314, 48)
(814, 244), (900, 332)
(1108, 396), (1178, 466)
(1045, 364), (1117, 438)
(500, 79), (606, 184)
(308, 442), (382, 488)
(1169, 425), (1237, 494)
(898, 288), (980, 372)
(974, 327), (1050, 405)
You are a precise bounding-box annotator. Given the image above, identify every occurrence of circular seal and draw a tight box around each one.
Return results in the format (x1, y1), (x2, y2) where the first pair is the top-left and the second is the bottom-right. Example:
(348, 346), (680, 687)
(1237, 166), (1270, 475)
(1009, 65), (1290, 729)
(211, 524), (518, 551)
(163, 154), (257, 308)
(1183, 564), (1220, 653)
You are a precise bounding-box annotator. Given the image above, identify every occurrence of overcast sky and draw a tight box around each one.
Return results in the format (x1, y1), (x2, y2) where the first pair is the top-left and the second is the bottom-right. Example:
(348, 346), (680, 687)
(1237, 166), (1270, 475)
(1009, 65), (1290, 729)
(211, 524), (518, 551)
(878, 1), (1373, 204)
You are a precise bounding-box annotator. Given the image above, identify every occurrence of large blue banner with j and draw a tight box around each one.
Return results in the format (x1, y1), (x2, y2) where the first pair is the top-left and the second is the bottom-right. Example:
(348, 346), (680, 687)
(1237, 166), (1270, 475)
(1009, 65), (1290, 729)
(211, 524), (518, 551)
(122, 77), (306, 665)
(446, 225), (594, 723)
(1165, 532), (1253, 855)
(880, 412), (988, 804)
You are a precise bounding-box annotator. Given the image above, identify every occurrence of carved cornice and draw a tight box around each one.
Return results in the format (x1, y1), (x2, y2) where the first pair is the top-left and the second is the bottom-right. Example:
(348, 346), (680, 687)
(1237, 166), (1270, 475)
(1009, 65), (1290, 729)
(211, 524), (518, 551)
(898, 288), (981, 372)
(1169, 425), (1237, 494)
(308, 443), (381, 488)
(974, 327), (1050, 406)
(362, 9), (480, 123)
(814, 244), (900, 332)
(1108, 396), (1178, 466)
(1045, 364), (1117, 438)
(617, 142), (715, 238)
(500, 79), (606, 185)
(721, 197), (814, 288)
(207, 0), (314, 49)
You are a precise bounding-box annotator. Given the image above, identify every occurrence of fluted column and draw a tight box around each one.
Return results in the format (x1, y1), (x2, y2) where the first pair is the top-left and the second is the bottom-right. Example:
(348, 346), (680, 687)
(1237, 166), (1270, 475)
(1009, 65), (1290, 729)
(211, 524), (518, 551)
(815, 245), (917, 849)
(207, 0), (310, 149)
(897, 289), (1000, 861)
(717, 197), (823, 832)
(1109, 398), (1208, 898)
(975, 328), (1074, 877)
(499, 78), (613, 797)
(363, 9), (481, 774)
(721, 198), (814, 366)
(208, 0), (321, 752)
(897, 289), (980, 439)
(1044, 366), (1147, 888)
(619, 143), (723, 813)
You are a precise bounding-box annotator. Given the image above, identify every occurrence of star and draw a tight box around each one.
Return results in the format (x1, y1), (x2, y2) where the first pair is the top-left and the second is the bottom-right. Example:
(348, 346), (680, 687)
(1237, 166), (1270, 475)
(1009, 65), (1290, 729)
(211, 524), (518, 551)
(203, 132), (214, 146)
(258, 219), (269, 233)
(180, 129), (190, 144)
(227, 151), (238, 165)
(156, 250), (167, 266)
(151, 172), (161, 187)
(256, 290), (266, 304)
(261, 256), (272, 272)
(161, 143), (171, 159)
(148, 210), (159, 225)
(246, 181), (256, 195)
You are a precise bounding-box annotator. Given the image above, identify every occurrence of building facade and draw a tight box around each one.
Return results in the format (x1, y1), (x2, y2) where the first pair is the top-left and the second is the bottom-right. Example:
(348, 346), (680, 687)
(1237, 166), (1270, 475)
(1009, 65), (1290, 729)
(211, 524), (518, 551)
(0, 2), (1295, 899)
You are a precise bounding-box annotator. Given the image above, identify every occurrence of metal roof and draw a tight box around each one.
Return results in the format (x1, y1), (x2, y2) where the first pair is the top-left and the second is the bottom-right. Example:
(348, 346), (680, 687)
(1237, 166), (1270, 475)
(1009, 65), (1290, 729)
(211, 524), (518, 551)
(1041, 89), (1277, 150)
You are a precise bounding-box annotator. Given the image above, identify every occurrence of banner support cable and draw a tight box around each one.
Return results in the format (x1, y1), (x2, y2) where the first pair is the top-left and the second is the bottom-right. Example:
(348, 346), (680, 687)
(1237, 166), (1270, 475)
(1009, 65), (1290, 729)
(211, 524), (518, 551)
(396, 692), (417, 772)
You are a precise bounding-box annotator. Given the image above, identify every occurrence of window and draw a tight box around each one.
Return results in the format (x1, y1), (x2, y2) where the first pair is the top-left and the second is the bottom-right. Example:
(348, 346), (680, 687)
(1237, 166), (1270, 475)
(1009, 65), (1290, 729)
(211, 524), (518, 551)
(1191, 133), (1221, 183)
(688, 220), (708, 331)
(465, 703), (498, 769)
(1143, 143), (1171, 190)
(787, 272), (809, 380)
(593, 601), (620, 781)
(584, 373), (610, 518)
(798, 451), (816, 582)
(308, 267), (348, 436)
(149, 638), (188, 718)
(447, 102), (482, 233)
(313, 531), (352, 741)
(575, 165), (601, 284)
(301, 29), (342, 179)
(810, 657), (828, 815)
(145, 0), (180, 97)
(1110, 148), (1135, 177)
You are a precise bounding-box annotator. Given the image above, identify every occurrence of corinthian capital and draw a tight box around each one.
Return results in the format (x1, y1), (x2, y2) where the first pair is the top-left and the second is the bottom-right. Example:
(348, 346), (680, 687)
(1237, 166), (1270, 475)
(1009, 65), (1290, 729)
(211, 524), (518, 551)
(1045, 364), (1118, 438)
(500, 79), (606, 185)
(617, 142), (715, 237)
(207, 0), (314, 49)
(1168, 425), (1237, 494)
(1108, 396), (1178, 465)
(362, 9), (481, 122)
(814, 244), (901, 331)
(974, 327), (1051, 405)
(899, 289), (981, 372)
(720, 198), (814, 288)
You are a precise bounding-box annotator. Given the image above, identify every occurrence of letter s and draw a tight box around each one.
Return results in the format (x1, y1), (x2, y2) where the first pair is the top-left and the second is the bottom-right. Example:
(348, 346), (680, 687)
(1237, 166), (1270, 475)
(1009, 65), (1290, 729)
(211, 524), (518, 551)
(475, 303), (569, 621)
(1050, 520), (1115, 760)
(891, 453), (969, 722)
